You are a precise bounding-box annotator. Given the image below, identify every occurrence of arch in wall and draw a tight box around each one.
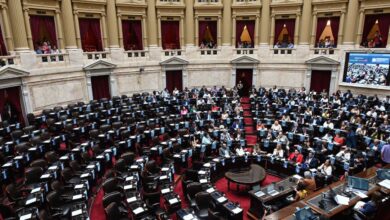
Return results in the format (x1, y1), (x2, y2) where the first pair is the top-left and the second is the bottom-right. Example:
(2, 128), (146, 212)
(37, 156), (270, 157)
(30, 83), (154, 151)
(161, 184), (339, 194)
(0, 66), (30, 124)
(305, 56), (340, 95)
(160, 57), (189, 90)
(83, 60), (117, 100)
(231, 56), (260, 90)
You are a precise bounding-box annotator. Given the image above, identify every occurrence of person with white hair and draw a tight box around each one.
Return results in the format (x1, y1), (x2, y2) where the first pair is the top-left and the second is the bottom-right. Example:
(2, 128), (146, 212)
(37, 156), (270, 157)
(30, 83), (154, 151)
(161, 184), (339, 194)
(299, 171), (316, 191)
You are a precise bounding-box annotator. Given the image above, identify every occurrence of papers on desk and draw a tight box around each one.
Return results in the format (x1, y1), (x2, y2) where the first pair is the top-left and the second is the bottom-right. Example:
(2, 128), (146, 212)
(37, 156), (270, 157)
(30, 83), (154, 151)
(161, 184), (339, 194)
(40, 174), (50, 179)
(126, 176), (134, 181)
(25, 197), (36, 205)
(2, 162), (12, 167)
(161, 188), (171, 194)
(86, 165), (95, 169)
(204, 163), (211, 167)
(80, 173), (90, 178)
(74, 184), (84, 189)
(31, 187), (41, 193)
(48, 166), (58, 170)
(14, 155), (23, 160)
(169, 198), (179, 204)
(353, 190), (368, 198)
(60, 156), (68, 160)
(334, 195), (350, 205)
(130, 165), (138, 169)
(71, 209), (82, 217)
(19, 213), (32, 220)
(217, 197), (227, 203)
(199, 179), (208, 183)
(124, 184), (134, 190)
(232, 207), (243, 214)
(127, 197), (137, 203)
(159, 175), (168, 180)
(353, 201), (365, 211)
(161, 167), (169, 172)
(206, 188), (215, 193)
(378, 179), (390, 189)
(213, 158), (220, 162)
(255, 191), (265, 197)
(198, 170), (206, 175)
(183, 214), (195, 220)
(72, 194), (82, 200)
(133, 207), (144, 215)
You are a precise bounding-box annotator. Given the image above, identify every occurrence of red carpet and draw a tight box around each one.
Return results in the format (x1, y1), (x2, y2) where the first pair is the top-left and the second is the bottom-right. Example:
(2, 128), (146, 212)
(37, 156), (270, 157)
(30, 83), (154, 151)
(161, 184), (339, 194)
(244, 118), (253, 125)
(243, 111), (251, 117)
(246, 135), (257, 146)
(214, 174), (282, 220)
(244, 126), (254, 134)
(89, 188), (106, 220)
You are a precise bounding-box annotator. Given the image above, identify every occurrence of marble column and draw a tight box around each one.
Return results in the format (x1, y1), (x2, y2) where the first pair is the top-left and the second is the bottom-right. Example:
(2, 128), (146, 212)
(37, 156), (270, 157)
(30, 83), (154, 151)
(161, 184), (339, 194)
(23, 8), (33, 49)
(185, 0), (194, 46)
(299, 0), (312, 45)
(310, 13), (317, 46)
(232, 16), (236, 46)
(343, 0), (359, 45)
(106, 0), (119, 48)
(55, 10), (65, 50)
(217, 16), (222, 46)
(142, 16), (148, 49)
(74, 12), (81, 48)
(101, 14), (108, 49)
(269, 15), (275, 45)
(255, 15), (260, 45)
(61, 0), (77, 49)
(1, 5), (14, 51)
(147, 0), (158, 47)
(337, 11), (345, 46)
(355, 9), (365, 47)
(7, 0), (29, 51)
(194, 16), (199, 46)
(294, 14), (300, 45)
(180, 16), (184, 49)
(259, 0), (270, 46)
(222, 0), (232, 46)
(117, 15), (123, 48)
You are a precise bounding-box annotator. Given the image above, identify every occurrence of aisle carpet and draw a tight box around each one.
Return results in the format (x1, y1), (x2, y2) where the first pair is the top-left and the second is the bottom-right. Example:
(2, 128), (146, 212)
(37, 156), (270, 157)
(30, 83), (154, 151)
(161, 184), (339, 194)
(241, 97), (257, 146)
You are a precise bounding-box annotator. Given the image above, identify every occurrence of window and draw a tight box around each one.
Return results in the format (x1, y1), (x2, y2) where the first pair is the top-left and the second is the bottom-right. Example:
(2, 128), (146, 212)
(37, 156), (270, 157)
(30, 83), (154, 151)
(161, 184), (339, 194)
(315, 17), (340, 48)
(122, 20), (143, 50)
(361, 13), (390, 48)
(29, 15), (58, 54)
(79, 18), (103, 52)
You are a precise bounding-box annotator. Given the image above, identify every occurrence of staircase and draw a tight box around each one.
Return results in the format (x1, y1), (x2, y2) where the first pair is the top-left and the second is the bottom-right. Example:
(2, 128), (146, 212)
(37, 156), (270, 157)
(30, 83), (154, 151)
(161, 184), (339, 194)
(240, 97), (257, 149)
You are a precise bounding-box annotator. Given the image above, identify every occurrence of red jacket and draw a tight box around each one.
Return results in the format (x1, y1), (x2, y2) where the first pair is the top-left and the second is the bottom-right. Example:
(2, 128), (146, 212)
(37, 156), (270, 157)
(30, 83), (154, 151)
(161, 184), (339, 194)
(288, 153), (304, 164)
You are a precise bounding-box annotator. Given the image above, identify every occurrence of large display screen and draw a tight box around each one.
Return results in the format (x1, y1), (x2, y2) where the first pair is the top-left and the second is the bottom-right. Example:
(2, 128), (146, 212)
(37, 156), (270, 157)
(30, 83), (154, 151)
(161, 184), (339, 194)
(343, 53), (390, 86)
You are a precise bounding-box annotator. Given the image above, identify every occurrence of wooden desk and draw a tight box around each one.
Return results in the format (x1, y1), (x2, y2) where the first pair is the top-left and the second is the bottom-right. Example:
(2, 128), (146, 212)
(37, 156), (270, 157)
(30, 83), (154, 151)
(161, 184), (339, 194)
(263, 201), (305, 220)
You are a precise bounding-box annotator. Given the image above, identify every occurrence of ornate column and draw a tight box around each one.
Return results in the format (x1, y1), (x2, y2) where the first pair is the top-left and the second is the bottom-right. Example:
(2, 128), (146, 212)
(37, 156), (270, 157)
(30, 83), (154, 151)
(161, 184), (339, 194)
(269, 14), (275, 45)
(142, 15), (148, 49)
(180, 16), (184, 49)
(74, 12), (81, 48)
(217, 16), (222, 46)
(310, 12), (317, 46)
(294, 14), (301, 45)
(299, 0), (312, 45)
(255, 15), (260, 45)
(23, 8), (33, 49)
(222, 0), (232, 46)
(343, 0), (359, 45)
(355, 9), (365, 47)
(61, 0), (77, 49)
(337, 11), (345, 46)
(194, 16), (199, 46)
(232, 16), (236, 46)
(1, 5), (14, 51)
(185, 0), (194, 46)
(157, 16), (162, 47)
(101, 14), (108, 49)
(55, 10), (65, 50)
(7, 0), (29, 51)
(260, 0), (270, 46)
(117, 14), (123, 48)
(106, 0), (119, 48)
(147, 0), (158, 47)
(387, 28), (390, 48)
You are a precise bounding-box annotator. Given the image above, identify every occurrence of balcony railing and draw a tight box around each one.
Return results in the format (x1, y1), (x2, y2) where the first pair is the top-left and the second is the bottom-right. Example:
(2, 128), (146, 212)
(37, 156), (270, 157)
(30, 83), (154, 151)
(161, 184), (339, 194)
(84, 51), (110, 60)
(199, 48), (219, 55)
(0, 55), (20, 67)
(271, 48), (296, 55)
(36, 53), (68, 64)
(235, 48), (256, 55)
(163, 49), (183, 56)
(312, 47), (337, 55)
(126, 50), (148, 58)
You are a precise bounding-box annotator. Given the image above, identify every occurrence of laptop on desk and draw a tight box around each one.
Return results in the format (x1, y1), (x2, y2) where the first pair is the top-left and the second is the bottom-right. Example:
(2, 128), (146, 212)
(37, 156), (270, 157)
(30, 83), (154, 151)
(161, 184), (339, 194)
(348, 176), (369, 194)
(266, 184), (279, 196)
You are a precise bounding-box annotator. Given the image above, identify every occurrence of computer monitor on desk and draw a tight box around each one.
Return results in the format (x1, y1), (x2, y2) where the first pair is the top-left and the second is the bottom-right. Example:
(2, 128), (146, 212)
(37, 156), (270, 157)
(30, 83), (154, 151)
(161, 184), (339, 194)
(348, 176), (369, 191)
(294, 206), (319, 220)
(376, 169), (390, 180)
(266, 183), (279, 196)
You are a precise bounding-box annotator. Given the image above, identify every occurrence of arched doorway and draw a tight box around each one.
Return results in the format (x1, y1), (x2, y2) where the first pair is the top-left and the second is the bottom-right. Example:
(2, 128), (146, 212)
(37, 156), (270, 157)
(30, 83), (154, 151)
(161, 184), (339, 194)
(236, 69), (253, 97)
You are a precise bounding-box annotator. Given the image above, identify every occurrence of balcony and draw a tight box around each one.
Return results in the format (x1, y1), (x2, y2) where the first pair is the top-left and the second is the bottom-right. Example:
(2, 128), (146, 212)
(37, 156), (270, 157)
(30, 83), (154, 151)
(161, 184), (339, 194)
(0, 55), (20, 67)
(125, 50), (148, 58)
(163, 49), (183, 57)
(36, 53), (69, 65)
(311, 47), (338, 56)
(84, 51), (110, 60)
(234, 48), (256, 55)
(199, 48), (219, 55)
(271, 48), (296, 55)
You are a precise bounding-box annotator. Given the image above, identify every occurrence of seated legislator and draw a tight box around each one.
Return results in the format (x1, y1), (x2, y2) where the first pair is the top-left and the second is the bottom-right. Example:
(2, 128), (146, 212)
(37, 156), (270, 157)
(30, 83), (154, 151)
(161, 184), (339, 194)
(219, 143), (232, 158)
(293, 182), (308, 202)
(304, 151), (319, 169)
(333, 133), (345, 146)
(336, 146), (351, 161)
(271, 120), (283, 132)
(272, 144), (284, 158)
(318, 159), (333, 176)
(300, 171), (316, 191)
(288, 149), (304, 164)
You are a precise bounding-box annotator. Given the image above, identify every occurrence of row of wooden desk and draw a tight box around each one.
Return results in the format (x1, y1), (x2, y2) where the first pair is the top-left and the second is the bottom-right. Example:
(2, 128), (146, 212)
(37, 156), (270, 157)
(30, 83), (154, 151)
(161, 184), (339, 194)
(255, 165), (390, 220)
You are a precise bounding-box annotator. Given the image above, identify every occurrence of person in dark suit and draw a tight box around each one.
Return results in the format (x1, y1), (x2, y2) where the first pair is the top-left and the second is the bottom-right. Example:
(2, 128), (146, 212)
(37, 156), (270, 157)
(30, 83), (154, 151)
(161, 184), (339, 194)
(219, 143), (232, 158)
(304, 151), (319, 169)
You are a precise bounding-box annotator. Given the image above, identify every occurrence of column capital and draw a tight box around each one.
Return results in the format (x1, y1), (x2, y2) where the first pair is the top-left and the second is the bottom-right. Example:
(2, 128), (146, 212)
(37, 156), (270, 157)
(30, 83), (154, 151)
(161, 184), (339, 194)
(55, 9), (61, 14)
(359, 9), (365, 14)
(101, 13), (106, 17)
(73, 11), (79, 15)
(1, 5), (7, 10)
(312, 11), (318, 16)
(23, 7), (29, 12)
(117, 13), (122, 18)
(296, 12), (301, 17)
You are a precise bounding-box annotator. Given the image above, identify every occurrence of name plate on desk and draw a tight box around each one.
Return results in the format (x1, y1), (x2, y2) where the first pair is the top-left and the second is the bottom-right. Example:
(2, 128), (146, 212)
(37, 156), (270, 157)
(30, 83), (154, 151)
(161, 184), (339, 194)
(183, 214), (195, 220)
(169, 198), (179, 204)
(127, 197), (137, 203)
(124, 185), (134, 190)
(206, 188), (215, 193)
(72, 194), (83, 200)
(133, 207), (144, 215)
(25, 197), (36, 205)
(217, 197), (227, 203)
(232, 207), (243, 214)
(71, 209), (82, 217)
(20, 213), (32, 220)
(255, 191), (265, 197)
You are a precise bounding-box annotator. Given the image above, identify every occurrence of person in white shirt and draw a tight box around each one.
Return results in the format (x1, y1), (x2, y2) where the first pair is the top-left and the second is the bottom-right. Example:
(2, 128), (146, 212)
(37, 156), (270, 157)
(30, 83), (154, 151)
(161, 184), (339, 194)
(323, 120), (334, 129)
(272, 144), (284, 158)
(318, 159), (333, 176)
(271, 120), (283, 132)
(172, 87), (179, 95)
(336, 146), (351, 161)
(202, 133), (212, 145)
(322, 132), (333, 142)
(235, 146), (246, 156)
